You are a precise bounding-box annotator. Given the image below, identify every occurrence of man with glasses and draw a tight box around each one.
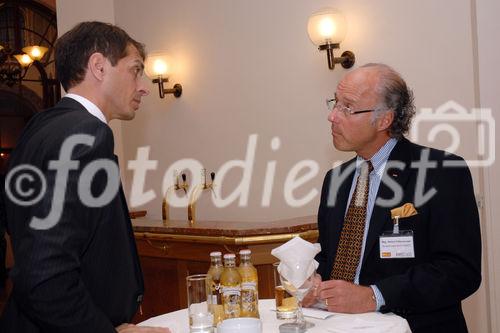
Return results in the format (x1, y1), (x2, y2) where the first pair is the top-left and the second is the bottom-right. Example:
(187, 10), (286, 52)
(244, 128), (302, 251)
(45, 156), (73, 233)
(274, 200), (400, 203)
(304, 63), (481, 333)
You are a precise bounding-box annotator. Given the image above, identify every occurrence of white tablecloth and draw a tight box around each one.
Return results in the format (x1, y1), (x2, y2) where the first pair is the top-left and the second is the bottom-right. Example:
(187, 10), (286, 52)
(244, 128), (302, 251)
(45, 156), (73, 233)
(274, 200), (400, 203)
(139, 299), (411, 333)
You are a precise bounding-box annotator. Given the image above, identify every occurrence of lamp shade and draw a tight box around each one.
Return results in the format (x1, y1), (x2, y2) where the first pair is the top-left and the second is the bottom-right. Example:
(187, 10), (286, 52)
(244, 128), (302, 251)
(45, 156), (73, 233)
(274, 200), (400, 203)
(307, 8), (347, 46)
(144, 52), (173, 79)
(14, 53), (34, 67)
(22, 45), (48, 61)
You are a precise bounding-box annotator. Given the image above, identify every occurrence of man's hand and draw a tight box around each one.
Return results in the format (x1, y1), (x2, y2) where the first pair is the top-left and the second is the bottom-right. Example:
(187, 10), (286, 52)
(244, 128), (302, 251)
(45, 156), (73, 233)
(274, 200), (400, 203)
(116, 323), (171, 333)
(317, 280), (376, 313)
(302, 273), (322, 308)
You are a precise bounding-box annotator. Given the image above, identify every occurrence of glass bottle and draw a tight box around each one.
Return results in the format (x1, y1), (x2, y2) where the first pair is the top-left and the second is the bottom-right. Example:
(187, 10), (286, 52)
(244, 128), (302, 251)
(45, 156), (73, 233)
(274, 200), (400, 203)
(220, 253), (241, 318)
(238, 249), (259, 318)
(206, 251), (224, 325)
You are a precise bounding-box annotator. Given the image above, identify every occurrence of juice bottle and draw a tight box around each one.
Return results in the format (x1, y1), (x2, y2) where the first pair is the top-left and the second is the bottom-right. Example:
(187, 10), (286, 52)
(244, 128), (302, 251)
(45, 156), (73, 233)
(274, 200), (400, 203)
(206, 251), (224, 325)
(238, 249), (259, 318)
(220, 253), (241, 318)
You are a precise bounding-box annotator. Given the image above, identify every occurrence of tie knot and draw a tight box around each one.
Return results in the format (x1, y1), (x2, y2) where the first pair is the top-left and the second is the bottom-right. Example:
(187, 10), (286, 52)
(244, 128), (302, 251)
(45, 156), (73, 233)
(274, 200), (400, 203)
(360, 160), (373, 175)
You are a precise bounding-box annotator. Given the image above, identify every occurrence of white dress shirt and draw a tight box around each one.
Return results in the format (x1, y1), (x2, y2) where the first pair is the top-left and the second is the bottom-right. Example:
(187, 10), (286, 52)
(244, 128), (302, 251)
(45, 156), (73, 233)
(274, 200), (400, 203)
(65, 93), (107, 124)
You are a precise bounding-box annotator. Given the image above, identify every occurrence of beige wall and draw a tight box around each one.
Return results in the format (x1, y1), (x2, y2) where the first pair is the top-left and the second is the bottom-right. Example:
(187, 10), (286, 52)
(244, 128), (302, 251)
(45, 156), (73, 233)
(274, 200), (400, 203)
(56, 0), (496, 331)
(115, 0), (479, 221)
(56, 0), (115, 41)
(56, 0), (127, 182)
(475, 0), (500, 332)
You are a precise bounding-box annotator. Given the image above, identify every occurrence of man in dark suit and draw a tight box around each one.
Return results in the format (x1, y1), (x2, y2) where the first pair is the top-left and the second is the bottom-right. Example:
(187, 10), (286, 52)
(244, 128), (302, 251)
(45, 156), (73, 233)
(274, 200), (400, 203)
(0, 22), (169, 333)
(304, 63), (481, 332)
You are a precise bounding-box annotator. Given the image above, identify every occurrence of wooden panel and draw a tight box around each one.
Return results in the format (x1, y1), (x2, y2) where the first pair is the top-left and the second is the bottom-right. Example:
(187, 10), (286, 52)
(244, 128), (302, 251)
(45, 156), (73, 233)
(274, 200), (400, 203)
(133, 238), (317, 320)
(5, 234), (13, 268)
(133, 216), (317, 237)
(132, 216), (318, 321)
(132, 256), (212, 323)
(0, 234), (13, 314)
(132, 256), (179, 323)
(256, 264), (275, 300)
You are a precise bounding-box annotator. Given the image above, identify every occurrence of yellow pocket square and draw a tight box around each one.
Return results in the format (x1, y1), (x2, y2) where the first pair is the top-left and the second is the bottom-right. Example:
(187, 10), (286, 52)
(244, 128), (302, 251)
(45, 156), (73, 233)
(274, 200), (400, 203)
(391, 203), (418, 218)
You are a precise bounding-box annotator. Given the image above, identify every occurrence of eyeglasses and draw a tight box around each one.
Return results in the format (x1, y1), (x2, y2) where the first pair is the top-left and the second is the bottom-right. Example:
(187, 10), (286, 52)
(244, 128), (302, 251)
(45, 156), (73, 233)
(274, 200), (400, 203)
(326, 98), (376, 116)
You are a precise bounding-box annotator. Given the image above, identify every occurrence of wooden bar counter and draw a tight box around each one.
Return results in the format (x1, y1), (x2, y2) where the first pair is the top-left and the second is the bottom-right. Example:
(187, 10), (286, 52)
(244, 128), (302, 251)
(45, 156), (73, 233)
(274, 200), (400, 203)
(132, 216), (318, 322)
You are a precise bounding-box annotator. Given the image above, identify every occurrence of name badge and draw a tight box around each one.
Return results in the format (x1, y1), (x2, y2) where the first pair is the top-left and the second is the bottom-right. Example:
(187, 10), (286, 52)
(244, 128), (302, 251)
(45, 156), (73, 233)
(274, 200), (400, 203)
(379, 231), (415, 259)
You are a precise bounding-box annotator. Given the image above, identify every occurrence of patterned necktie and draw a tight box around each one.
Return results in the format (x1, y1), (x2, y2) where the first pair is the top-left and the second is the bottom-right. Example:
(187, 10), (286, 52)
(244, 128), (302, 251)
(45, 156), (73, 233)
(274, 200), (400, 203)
(331, 160), (373, 281)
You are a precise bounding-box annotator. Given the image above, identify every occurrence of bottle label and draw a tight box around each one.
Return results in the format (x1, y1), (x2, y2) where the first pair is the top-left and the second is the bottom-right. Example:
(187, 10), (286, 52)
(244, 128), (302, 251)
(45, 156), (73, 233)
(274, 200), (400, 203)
(241, 290), (256, 307)
(240, 282), (257, 315)
(222, 286), (241, 296)
(241, 282), (256, 291)
(222, 286), (241, 318)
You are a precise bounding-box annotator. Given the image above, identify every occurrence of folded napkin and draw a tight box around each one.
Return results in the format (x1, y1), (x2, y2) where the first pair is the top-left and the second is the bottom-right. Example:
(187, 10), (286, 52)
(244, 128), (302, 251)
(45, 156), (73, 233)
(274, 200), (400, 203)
(326, 312), (411, 333)
(390, 203), (417, 219)
(302, 307), (335, 320)
(271, 236), (321, 289)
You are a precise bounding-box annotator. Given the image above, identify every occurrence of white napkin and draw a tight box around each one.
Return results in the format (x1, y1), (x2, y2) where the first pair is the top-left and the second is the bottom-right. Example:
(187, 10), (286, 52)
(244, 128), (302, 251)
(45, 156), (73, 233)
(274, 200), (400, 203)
(302, 307), (335, 320)
(326, 313), (409, 333)
(271, 236), (321, 288)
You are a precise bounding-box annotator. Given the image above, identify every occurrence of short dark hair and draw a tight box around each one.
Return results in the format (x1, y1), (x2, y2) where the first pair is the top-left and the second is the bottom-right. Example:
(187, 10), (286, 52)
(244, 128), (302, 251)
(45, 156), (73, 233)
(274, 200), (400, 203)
(362, 63), (416, 139)
(55, 21), (146, 91)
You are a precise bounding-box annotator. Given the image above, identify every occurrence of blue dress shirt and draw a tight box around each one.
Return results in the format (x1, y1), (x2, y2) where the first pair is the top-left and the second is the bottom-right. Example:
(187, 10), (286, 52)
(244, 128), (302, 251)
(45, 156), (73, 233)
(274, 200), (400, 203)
(348, 138), (398, 310)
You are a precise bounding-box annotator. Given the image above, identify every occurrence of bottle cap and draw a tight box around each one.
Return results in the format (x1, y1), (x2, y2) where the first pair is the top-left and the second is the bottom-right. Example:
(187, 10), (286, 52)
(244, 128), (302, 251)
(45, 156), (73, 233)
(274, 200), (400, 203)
(223, 253), (236, 259)
(239, 249), (251, 255)
(210, 251), (222, 257)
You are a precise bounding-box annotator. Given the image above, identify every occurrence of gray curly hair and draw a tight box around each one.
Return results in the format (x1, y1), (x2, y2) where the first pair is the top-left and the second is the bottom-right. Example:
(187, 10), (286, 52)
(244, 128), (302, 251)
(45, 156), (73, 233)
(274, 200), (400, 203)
(362, 63), (416, 139)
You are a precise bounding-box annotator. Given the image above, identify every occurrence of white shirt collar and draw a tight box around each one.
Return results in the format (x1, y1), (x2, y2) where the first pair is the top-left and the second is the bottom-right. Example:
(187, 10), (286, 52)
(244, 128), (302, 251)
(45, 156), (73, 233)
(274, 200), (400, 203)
(64, 93), (107, 124)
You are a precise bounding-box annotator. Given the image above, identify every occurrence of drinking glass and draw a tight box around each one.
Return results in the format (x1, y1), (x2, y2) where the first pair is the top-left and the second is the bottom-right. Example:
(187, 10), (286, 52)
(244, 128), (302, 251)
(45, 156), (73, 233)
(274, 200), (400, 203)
(278, 263), (315, 330)
(186, 274), (214, 333)
(273, 262), (297, 319)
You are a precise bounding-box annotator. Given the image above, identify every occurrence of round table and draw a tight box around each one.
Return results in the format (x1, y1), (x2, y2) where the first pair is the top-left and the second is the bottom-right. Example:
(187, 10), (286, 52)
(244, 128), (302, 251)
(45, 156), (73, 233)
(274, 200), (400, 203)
(139, 299), (411, 333)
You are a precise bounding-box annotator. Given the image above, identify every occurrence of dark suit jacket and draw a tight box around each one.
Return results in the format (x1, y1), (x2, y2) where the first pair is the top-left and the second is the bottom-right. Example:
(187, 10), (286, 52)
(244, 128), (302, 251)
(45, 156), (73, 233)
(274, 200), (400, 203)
(316, 138), (481, 333)
(0, 97), (144, 332)
(0, 174), (6, 290)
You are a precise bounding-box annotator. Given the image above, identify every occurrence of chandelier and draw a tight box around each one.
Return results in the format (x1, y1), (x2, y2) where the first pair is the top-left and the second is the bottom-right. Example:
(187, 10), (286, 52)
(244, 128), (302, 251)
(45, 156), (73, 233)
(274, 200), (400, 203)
(0, 43), (47, 86)
(0, 0), (59, 107)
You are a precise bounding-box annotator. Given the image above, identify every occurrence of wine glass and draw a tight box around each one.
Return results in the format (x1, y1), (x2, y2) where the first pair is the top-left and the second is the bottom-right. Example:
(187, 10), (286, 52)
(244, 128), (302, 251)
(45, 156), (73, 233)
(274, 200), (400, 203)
(279, 262), (315, 330)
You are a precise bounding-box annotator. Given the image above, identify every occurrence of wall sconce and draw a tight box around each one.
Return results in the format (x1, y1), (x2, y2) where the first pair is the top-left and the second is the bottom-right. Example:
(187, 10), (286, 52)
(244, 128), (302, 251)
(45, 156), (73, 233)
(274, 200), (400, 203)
(307, 8), (355, 70)
(144, 52), (182, 98)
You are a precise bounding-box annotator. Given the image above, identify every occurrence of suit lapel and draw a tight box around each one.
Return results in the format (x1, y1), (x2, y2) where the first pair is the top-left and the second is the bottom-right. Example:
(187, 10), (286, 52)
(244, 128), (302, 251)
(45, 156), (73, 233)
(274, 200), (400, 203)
(325, 159), (356, 257)
(113, 154), (145, 290)
(361, 138), (414, 267)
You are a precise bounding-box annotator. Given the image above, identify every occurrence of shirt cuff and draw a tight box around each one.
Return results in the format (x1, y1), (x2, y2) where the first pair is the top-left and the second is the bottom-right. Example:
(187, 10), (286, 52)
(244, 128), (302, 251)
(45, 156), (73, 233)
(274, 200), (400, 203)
(370, 285), (386, 311)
